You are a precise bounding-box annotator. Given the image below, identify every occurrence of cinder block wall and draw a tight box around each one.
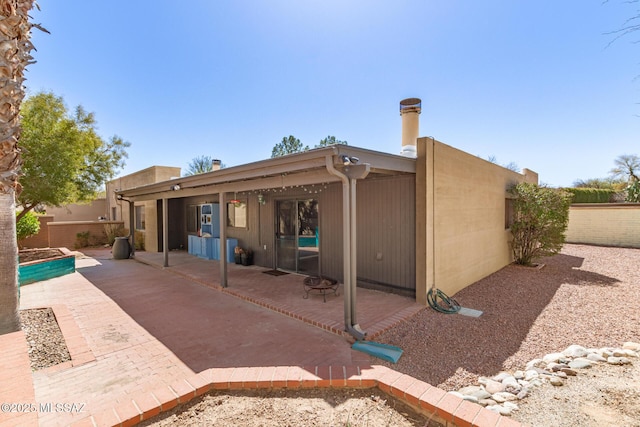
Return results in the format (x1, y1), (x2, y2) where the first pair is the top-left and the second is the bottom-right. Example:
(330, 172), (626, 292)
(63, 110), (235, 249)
(415, 137), (536, 302)
(566, 204), (640, 248)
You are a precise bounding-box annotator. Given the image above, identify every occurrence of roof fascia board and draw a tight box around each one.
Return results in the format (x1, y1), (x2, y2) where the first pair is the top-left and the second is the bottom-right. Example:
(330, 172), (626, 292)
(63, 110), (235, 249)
(126, 168), (341, 202)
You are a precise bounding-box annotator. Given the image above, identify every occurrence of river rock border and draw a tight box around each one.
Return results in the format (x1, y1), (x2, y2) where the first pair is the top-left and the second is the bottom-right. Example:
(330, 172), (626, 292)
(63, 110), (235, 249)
(449, 341), (640, 416)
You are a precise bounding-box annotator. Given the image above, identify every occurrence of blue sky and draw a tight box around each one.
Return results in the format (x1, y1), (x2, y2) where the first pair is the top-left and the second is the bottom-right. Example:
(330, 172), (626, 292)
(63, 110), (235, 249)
(26, 1), (639, 187)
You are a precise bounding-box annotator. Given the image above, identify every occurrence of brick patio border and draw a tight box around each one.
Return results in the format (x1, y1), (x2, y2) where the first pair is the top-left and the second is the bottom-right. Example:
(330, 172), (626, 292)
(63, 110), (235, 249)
(70, 364), (524, 427)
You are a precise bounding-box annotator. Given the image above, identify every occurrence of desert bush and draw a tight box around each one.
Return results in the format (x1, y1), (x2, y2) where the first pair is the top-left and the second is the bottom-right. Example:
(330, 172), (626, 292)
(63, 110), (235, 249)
(104, 223), (127, 245)
(509, 183), (573, 266)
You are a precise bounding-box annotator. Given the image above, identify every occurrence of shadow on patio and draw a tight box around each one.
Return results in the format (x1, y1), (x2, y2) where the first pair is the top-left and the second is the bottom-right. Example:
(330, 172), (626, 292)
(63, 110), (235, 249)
(132, 249), (424, 339)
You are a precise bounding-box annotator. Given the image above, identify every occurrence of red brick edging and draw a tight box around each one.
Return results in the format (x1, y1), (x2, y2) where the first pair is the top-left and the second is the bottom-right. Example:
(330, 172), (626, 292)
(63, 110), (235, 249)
(70, 364), (524, 427)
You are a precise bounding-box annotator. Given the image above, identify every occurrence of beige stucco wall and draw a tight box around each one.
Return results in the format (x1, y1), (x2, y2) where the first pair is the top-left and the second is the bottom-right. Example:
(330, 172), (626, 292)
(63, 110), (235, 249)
(45, 199), (107, 221)
(106, 166), (181, 252)
(566, 204), (640, 248)
(416, 137), (537, 303)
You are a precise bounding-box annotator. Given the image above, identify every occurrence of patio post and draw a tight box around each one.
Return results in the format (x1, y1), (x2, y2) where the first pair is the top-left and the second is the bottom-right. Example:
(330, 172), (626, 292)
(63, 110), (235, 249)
(219, 192), (227, 287)
(162, 197), (169, 267)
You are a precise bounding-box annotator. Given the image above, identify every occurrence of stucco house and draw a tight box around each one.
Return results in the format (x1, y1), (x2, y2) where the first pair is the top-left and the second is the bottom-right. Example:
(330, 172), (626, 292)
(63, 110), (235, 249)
(110, 99), (537, 338)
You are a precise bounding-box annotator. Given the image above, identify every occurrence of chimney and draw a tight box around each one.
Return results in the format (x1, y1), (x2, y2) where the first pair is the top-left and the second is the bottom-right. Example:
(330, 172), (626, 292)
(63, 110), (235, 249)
(212, 159), (221, 171)
(399, 98), (421, 158)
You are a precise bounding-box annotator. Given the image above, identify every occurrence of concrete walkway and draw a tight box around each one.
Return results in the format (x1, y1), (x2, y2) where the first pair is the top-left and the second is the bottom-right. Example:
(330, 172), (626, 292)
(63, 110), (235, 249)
(3, 250), (520, 427)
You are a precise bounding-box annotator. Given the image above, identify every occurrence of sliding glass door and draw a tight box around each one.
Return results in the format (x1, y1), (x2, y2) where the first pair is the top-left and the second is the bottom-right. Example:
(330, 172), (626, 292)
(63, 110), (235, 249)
(276, 199), (319, 276)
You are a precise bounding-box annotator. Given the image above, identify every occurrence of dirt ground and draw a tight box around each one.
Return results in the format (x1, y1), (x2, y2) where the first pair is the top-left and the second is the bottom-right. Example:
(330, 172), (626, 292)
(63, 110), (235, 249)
(18, 248), (65, 263)
(139, 388), (433, 427)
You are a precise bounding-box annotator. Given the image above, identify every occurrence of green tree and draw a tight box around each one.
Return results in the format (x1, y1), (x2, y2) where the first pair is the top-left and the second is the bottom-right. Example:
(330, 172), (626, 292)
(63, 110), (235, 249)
(316, 135), (347, 148)
(16, 210), (39, 241)
(609, 154), (640, 202)
(508, 182), (573, 266)
(271, 135), (308, 158)
(17, 92), (130, 221)
(572, 177), (622, 189)
(0, 0), (38, 334)
(184, 155), (223, 176)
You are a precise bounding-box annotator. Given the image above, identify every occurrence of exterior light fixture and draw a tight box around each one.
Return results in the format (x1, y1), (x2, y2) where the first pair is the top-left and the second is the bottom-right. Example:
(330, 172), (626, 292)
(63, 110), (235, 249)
(171, 184), (181, 191)
(340, 155), (360, 165)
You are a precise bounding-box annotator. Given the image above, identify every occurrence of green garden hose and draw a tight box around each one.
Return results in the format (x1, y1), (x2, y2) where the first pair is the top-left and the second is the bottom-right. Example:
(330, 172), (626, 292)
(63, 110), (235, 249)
(427, 287), (461, 314)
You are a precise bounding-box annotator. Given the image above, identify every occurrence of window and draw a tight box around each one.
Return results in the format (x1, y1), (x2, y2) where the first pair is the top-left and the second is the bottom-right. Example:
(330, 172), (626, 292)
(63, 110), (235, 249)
(505, 198), (514, 229)
(227, 201), (247, 228)
(135, 205), (146, 230)
(111, 207), (117, 221)
(187, 204), (201, 233)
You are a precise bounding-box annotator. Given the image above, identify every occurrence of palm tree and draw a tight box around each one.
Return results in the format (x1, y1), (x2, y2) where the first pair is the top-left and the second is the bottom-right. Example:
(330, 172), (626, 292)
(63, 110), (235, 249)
(0, 0), (37, 335)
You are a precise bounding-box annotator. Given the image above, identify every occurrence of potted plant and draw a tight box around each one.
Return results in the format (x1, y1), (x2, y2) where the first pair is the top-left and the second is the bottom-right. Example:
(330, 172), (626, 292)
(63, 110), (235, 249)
(241, 248), (253, 266)
(234, 246), (243, 264)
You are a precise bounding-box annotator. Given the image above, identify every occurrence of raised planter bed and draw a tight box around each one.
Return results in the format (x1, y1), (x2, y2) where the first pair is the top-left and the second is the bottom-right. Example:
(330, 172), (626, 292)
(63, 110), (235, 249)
(18, 248), (76, 286)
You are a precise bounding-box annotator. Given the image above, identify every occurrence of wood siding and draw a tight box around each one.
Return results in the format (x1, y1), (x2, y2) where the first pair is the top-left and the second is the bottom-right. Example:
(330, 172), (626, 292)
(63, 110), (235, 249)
(172, 175), (416, 295)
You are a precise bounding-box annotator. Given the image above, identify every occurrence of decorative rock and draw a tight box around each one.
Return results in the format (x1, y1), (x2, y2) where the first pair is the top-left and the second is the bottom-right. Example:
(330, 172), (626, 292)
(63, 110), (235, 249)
(563, 344), (588, 358)
(542, 352), (565, 364)
(462, 395), (479, 403)
(492, 371), (511, 382)
(478, 398), (497, 407)
(502, 375), (519, 389)
(559, 368), (577, 376)
(526, 358), (544, 370)
(492, 392), (518, 403)
(607, 356), (631, 365)
(568, 358), (592, 369)
(458, 386), (491, 401)
(486, 404), (512, 415)
(504, 385), (521, 395)
(458, 385), (482, 396)
(549, 376), (564, 386)
(623, 341), (640, 351)
(503, 401), (520, 411)
(586, 353), (607, 363)
(548, 362), (570, 372)
(484, 379), (505, 394)
(449, 341), (635, 421)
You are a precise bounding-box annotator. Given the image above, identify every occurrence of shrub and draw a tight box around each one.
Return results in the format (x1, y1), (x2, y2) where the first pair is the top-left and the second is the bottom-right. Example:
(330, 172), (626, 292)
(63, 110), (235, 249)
(75, 231), (91, 249)
(104, 223), (127, 246)
(509, 183), (573, 266)
(563, 187), (617, 203)
(16, 211), (40, 241)
(134, 230), (145, 251)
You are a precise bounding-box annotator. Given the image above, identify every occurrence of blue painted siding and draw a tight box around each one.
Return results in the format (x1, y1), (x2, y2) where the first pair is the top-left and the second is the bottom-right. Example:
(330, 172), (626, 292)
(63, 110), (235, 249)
(19, 256), (76, 286)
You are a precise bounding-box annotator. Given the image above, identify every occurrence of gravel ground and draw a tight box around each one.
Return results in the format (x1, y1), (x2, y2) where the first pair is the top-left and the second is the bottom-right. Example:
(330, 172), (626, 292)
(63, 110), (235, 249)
(19, 307), (71, 371)
(377, 244), (640, 390)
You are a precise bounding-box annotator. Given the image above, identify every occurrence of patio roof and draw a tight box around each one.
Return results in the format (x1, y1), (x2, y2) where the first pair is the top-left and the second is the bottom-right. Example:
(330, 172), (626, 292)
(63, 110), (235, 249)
(116, 145), (415, 201)
(115, 144), (416, 341)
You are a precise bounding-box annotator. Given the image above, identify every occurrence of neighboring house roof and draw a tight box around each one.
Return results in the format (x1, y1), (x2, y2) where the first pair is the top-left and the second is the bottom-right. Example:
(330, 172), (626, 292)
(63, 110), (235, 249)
(117, 145), (415, 201)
